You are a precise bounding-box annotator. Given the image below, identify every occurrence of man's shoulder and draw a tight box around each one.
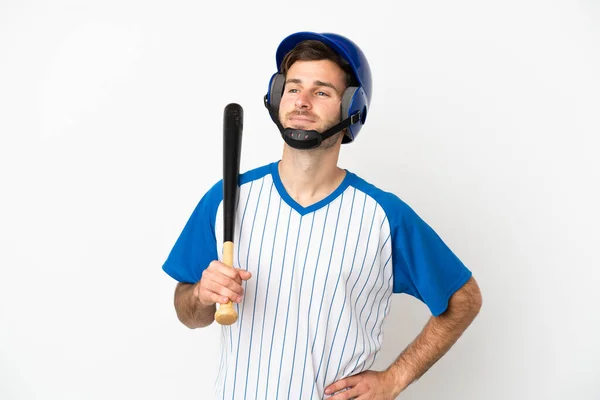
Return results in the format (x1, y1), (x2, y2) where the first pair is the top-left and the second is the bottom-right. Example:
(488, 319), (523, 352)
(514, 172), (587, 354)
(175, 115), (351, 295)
(347, 170), (414, 221)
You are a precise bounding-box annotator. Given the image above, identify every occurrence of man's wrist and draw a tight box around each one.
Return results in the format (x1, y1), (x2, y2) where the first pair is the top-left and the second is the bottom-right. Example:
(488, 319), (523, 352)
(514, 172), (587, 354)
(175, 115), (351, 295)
(384, 361), (411, 395)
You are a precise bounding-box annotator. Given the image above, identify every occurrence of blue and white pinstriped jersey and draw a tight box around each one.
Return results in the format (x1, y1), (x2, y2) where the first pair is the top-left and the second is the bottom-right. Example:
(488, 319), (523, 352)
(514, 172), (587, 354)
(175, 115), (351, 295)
(163, 161), (471, 399)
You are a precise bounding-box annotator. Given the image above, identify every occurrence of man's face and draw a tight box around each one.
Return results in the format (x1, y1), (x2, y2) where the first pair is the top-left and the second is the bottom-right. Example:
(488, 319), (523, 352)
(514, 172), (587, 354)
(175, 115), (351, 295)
(278, 59), (347, 136)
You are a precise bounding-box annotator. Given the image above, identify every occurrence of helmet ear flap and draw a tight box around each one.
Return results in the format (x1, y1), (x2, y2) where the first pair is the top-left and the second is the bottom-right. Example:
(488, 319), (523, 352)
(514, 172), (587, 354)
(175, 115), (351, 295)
(266, 73), (286, 116)
(341, 86), (368, 143)
(341, 86), (359, 120)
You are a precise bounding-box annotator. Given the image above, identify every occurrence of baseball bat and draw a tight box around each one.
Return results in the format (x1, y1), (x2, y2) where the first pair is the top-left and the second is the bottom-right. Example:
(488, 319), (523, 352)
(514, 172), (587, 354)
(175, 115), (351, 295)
(214, 103), (243, 325)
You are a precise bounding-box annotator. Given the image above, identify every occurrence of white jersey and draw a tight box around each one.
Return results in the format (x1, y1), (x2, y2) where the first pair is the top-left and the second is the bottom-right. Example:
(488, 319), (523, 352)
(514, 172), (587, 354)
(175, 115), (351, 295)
(163, 161), (471, 399)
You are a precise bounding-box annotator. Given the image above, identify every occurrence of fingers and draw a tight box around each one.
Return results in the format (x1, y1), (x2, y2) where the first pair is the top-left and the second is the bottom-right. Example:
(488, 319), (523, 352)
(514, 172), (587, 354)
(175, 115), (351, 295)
(325, 376), (359, 397)
(199, 278), (242, 305)
(208, 262), (252, 283)
(326, 386), (361, 399)
(237, 268), (252, 281)
(211, 260), (244, 280)
(196, 261), (252, 306)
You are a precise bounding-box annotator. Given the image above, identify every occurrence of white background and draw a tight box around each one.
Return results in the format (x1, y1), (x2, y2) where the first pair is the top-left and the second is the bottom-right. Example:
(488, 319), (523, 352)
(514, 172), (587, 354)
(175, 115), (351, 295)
(1, 0), (599, 399)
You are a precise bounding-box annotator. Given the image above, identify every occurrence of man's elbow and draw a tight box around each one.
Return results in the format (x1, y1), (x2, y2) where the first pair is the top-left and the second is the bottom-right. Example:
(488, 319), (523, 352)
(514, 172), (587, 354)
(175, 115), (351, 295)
(173, 282), (215, 329)
(449, 276), (483, 319)
(178, 314), (213, 329)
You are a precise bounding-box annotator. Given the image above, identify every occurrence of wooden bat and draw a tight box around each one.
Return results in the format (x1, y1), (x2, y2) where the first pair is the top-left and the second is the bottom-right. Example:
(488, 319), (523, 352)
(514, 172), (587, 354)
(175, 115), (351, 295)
(214, 103), (243, 325)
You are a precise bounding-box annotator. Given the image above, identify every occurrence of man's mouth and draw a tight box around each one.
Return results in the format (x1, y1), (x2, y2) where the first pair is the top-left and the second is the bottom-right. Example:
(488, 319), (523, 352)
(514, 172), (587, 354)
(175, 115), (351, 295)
(288, 114), (317, 123)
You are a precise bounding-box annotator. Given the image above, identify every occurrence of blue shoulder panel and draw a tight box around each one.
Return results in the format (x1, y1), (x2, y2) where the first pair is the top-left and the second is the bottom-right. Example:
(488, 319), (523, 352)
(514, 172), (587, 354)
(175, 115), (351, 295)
(348, 172), (472, 316)
(162, 180), (223, 284)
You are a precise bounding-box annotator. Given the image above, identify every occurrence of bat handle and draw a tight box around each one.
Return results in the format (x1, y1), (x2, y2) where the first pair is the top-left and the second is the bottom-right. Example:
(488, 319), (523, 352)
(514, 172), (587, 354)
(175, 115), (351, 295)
(214, 241), (239, 325)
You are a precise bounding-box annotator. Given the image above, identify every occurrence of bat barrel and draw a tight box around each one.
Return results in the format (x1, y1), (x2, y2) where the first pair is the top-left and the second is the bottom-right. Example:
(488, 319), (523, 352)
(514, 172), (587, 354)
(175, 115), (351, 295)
(223, 103), (243, 243)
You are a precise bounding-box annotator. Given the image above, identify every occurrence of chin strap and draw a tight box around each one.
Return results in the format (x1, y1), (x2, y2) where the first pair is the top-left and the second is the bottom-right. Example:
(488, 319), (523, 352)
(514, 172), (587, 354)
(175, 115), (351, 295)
(264, 95), (360, 150)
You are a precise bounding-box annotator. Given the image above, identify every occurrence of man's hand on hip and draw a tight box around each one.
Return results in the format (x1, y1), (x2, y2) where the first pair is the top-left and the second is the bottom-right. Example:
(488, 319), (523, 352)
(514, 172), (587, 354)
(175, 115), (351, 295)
(325, 369), (402, 399)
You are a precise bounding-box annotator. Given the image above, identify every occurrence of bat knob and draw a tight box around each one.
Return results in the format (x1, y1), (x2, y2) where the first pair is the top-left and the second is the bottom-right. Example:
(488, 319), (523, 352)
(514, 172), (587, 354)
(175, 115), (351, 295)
(215, 302), (238, 325)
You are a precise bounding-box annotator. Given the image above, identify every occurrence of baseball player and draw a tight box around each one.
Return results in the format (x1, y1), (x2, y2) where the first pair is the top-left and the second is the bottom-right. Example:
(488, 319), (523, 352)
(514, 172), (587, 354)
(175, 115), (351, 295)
(163, 31), (482, 399)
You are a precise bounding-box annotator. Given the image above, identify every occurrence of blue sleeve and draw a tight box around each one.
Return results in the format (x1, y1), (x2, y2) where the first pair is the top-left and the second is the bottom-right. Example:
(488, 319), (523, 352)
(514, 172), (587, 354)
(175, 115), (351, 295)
(162, 180), (223, 284)
(388, 199), (472, 316)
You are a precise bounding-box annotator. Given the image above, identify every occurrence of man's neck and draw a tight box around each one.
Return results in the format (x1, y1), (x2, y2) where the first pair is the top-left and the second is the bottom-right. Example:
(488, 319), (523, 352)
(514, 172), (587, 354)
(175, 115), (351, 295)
(278, 144), (346, 208)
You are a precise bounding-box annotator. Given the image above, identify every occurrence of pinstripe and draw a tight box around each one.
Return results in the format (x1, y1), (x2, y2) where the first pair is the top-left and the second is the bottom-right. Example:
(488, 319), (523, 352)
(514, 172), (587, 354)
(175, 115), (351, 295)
(264, 206), (297, 398)
(371, 269), (395, 365)
(371, 256), (394, 345)
(353, 251), (391, 372)
(380, 215), (388, 229)
(222, 180), (255, 396)
(231, 177), (265, 400)
(314, 188), (357, 389)
(283, 212), (315, 399)
(310, 193), (345, 356)
(297, 204), (331, 399)
(216, 323), (226, 387)
(361, 252), (393, 367)
(253, 199), (285, 399)
(380, 231), (391, 253)
(275, 209), (302, 393)
(333, 200), (378, 381)
(348, 231), (384, 373)
(321, 191), (367, 386)
(243, 182), (274, 399)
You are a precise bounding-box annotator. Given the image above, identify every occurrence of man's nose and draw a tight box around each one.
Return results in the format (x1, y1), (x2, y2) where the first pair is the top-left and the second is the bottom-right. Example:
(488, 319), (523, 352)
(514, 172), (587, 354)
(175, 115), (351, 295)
(295, 91), (312, 109)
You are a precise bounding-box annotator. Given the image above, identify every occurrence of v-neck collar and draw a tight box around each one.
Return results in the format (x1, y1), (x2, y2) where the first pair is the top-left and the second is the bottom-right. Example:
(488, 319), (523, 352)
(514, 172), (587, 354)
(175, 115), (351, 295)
(269, 161), (353, 216)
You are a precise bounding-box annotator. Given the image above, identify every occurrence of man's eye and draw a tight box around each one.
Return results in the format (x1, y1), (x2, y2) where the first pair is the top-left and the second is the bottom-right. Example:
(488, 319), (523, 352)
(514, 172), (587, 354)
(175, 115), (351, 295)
(317, 91), (329, 97)
(288, 88), (299, 93)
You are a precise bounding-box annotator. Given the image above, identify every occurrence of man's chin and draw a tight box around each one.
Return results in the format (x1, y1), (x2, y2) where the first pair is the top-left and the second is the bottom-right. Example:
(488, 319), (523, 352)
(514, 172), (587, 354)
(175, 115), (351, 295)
(286, 122), (321, 132)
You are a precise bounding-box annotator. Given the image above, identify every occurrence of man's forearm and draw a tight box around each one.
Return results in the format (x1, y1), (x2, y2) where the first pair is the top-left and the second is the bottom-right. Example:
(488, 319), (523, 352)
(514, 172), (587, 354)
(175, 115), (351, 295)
(174, 282), (216, 328)
(387, 277), (482, 393)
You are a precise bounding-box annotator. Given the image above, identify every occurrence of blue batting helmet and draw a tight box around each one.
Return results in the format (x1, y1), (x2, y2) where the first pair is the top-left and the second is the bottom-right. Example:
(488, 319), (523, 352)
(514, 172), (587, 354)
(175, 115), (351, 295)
(265, 31), (373, 144)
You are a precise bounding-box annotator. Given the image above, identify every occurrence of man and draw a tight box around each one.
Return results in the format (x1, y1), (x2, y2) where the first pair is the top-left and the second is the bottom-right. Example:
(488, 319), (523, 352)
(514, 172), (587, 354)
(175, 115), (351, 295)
(163, 31), (482, 399)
